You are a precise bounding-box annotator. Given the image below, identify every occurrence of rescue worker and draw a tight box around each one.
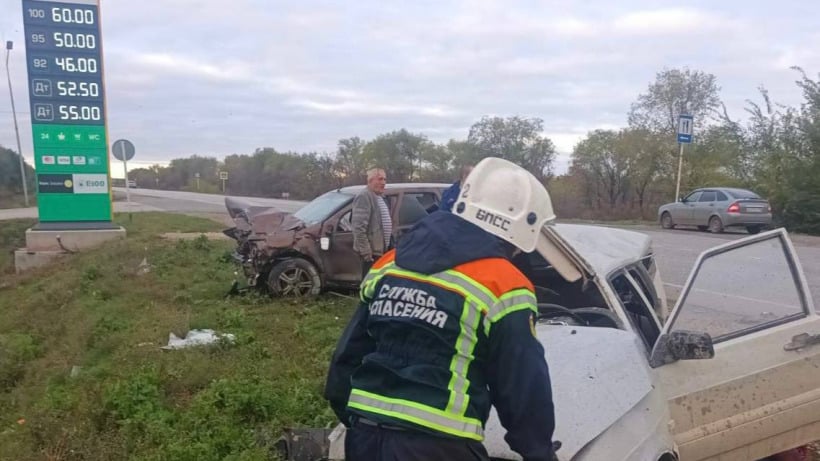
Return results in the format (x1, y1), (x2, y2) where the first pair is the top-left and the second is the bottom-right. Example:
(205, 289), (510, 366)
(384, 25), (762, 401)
(440, 163), (474, 212)
(324, 157), (558, 461)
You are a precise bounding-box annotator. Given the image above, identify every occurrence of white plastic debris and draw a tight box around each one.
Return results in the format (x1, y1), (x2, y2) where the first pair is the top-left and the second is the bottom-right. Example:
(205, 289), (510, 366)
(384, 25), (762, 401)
(160, 329), (235, 350)
(328, 423), (347, 460)
(137, 257), (152, 275)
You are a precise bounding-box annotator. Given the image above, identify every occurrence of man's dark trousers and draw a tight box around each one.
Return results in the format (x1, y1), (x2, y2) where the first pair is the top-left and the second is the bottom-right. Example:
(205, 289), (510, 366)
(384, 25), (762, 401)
(361, 238), (394, 279)
(345, 422), (490, 461)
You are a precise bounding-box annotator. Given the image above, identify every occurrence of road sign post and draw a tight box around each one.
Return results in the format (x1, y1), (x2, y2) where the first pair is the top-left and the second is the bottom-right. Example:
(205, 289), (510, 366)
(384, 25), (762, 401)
(219, 171), (228, 193)
(111, 139), (135, 204)
(22, 0), (114, 228)
(675, 114), (694, 202)
(195, 172), (200, 191)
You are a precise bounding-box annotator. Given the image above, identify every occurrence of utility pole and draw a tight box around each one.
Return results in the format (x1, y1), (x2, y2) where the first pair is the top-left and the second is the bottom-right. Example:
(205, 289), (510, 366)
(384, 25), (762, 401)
(5, 41), (29, 207)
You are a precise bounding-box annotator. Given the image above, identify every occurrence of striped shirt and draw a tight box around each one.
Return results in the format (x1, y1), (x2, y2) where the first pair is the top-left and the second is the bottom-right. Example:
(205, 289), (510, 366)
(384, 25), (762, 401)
(377, 195), (392, 248)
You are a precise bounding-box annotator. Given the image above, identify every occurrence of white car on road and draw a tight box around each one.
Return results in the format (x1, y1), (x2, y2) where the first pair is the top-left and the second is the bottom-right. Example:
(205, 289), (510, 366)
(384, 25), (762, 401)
(288, 224), (819, 461)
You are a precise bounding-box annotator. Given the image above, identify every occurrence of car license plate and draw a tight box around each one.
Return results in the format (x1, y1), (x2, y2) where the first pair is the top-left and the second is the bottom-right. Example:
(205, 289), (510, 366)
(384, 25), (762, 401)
(747, 206), (763, 213)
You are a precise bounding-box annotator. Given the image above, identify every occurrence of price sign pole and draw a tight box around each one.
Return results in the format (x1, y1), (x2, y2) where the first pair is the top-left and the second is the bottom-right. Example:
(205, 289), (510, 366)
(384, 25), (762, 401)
(22, 0), (115, 228)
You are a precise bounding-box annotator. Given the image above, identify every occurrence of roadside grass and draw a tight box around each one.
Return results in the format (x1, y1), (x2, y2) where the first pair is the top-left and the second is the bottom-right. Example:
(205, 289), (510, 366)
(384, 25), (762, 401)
(0, 212), (353, 460)
(0, 218), (36, 275)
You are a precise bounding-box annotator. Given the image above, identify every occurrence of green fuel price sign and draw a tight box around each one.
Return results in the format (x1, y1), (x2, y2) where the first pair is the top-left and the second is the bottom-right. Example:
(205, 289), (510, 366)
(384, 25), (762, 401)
(22, 0), (113, 225)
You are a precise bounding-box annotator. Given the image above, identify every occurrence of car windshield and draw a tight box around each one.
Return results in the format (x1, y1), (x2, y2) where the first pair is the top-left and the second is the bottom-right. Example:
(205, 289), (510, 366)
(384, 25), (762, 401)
(726, 189), (762, 199)
(293, 191), (353, 225)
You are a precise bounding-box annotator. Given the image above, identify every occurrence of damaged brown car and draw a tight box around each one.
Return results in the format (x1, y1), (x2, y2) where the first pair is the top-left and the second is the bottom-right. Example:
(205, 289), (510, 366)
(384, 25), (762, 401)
(224, 183), (448, 296)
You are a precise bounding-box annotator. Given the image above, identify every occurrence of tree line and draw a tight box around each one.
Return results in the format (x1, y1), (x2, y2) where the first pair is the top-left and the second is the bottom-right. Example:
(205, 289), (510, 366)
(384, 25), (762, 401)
(2, 66), (818, 233)
(555, 67), (820, 234)
(126, 115), (556, 200)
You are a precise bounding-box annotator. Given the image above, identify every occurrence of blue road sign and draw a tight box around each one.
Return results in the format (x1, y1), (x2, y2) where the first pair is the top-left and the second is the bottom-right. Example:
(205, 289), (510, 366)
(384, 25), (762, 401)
(677, 114), (694, 143)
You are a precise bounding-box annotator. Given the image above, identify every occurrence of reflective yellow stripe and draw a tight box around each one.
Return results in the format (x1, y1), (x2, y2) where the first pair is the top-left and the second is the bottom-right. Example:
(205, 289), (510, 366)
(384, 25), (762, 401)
(446, 300), (480, 415)
(349, 389), (484, 440)
(359, 265), (496, 429)
(360, 261), (396, 301)
(485, 289), (537, 334)
(381, 267), (496, 311)
(434, 271), (496, 308)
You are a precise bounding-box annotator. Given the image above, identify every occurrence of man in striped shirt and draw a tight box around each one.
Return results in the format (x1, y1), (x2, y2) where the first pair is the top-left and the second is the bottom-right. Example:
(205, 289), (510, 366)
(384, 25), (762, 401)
(352, 168), (393, 279)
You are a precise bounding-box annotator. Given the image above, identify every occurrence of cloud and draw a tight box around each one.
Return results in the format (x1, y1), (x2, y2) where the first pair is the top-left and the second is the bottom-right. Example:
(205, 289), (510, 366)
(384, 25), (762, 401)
(552, 17), (599, 37)
(286, 99), (460, 118)
(0, 0), (817, 170)
(500, 53), (626, 77)
(612, 8), (727, 35)
(130, 53), (253, 83)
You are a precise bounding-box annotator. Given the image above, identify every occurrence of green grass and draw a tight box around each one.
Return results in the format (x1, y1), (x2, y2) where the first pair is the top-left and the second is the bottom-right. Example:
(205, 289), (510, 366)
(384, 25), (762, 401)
(0, 212), (354, 461)
(0, 218), (36, 275)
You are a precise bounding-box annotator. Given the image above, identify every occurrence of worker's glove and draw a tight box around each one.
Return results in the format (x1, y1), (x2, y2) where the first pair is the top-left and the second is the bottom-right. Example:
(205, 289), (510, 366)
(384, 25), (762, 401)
(549, 440), (561, 461)
(524, 441), (561, 461)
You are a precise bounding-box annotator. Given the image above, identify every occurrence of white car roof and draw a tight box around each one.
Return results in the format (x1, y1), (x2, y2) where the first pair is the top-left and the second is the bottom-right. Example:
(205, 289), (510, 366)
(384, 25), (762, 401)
(553, 223), (652, 276)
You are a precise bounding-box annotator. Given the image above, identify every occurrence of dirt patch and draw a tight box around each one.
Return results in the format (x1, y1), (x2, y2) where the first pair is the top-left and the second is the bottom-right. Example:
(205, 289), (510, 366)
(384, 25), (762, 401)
(181, 212), (234, 227)
(160, 232), (231, 241)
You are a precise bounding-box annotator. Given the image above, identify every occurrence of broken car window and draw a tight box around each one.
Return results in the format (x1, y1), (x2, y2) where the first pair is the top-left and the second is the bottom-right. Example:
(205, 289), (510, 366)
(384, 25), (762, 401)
(399, 192), (437, 226)
(293, 191), (354, 225)
(611, 270), (662, 351)
(669, 236), (807, 342)
(337, 211), (353, 232)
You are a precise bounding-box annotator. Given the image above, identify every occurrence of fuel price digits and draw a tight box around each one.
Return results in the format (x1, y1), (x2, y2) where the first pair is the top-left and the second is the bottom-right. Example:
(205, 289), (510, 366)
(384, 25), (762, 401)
(58, 105), (102, 122)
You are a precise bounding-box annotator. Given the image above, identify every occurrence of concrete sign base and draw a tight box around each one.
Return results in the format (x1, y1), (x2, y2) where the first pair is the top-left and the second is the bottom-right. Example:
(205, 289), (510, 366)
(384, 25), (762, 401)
(14, 226), (126, 273)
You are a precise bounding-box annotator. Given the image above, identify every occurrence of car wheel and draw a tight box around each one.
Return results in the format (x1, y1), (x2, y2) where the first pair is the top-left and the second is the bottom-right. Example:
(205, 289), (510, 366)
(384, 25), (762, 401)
(660, 212), (675, 229)
(697, 225), (708, 232)
(746, 225), (762, 235)
(708, 216), (724, 234)
(267, 258), (322, 297)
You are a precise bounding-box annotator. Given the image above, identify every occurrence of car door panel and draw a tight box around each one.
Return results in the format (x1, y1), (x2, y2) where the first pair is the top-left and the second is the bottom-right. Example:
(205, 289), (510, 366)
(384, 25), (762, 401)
(655, 229), (820, 461)
(394, 191), (440, 245)
(321, 208), (362, 284)
(694, 191), (718, 226)
(675, 191), (701, 225)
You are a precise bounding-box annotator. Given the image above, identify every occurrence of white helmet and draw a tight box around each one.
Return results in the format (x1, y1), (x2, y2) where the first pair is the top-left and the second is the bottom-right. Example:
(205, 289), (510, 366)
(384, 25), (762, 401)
(453, 157), (556, 253)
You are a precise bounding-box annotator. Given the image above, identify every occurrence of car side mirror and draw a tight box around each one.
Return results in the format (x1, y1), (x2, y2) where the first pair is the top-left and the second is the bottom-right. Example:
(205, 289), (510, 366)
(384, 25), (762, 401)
(649, 330), (714, 368)
(679, 196), (686, 203)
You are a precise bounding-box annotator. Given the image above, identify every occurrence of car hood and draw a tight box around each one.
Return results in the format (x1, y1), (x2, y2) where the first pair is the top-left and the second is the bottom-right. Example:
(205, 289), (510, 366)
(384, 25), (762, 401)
(552, 224), (652, 278)
(482, 325), (655, 461)
(224, 197), (308, 251)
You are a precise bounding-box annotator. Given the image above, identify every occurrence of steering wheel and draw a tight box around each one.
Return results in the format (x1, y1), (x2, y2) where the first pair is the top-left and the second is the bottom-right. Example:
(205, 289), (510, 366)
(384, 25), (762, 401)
(534, 285), (561, 301)
(536, 303), (588, 326)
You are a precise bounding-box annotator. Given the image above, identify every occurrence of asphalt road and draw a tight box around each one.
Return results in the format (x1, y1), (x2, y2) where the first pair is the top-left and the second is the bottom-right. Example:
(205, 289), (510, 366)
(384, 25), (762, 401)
(4, 188), (819, 308)
(634, 226), (820, 308)
(111, 187), (308, 214)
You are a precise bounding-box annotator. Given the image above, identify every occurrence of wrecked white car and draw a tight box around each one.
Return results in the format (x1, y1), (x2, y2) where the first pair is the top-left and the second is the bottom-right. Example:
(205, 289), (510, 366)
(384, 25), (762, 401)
(282, 224), (819, 461)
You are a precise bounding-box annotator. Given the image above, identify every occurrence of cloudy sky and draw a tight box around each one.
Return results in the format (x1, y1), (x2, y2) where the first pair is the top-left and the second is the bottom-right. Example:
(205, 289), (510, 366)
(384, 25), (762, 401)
(1, 0), (818, 176)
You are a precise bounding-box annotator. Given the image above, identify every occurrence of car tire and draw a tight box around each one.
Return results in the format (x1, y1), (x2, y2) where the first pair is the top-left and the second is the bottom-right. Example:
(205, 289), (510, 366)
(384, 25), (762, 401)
(661, 212), (675, 229)
(267, 258), (322, 297)
(746, 225), (762, 235)
(708, 216), (724, 234)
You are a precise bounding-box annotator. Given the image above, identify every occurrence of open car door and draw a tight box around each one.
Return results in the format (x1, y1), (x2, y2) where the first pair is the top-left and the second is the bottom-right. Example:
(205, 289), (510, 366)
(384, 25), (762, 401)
(653, 229), (820, 461)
